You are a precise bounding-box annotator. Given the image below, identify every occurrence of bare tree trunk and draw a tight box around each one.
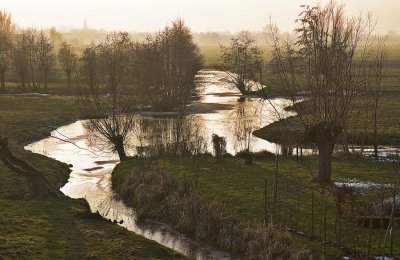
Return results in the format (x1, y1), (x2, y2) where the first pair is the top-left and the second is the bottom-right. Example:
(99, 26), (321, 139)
(0, 136), (64, 198)
(67, 73), (71, 93)
(21, 76), (26, 89)
(374, 110), (378, 157)
(0, 67), (5, 93)
(342, 119), (349, 153)
(115, 135), (127, 161)
(317, 140), (334, 183)
(44, 73), (48, 93)
(306, 123), (341, 183)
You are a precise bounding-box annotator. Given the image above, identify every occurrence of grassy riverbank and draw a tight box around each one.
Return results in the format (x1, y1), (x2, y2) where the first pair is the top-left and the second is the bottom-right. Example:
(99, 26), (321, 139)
(0, 94), (187, 259)
(112, 156), (310, 259)
(254, 92), (400, 146)
(112, 154), (400, 258)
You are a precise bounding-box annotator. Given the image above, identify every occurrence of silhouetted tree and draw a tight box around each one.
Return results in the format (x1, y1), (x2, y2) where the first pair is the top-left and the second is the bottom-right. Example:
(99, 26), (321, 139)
(77, 32), (136, 161)
(156, 19), (203, 108)
(12, 31), (30, 88)
(268, 1), (383, 182)
(58, 41), (77, 92)
(37, 31), (55, 91)
(0, 11), (15, 93)
(24, 28), (40, 89)
(130, 37), (163, 101)
(220, 33), (263, 94)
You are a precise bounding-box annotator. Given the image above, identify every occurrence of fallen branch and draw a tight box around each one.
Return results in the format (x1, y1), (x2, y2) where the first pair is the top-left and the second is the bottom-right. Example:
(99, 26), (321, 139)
(0, 136), (65, 198)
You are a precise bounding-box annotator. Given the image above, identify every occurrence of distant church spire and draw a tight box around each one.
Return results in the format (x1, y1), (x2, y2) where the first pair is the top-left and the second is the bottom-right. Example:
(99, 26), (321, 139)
(83, 18), (88, 30)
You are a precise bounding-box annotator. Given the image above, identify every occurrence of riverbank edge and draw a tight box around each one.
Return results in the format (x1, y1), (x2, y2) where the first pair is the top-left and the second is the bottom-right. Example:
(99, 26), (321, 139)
(1, 94), (188, 259)
(253, 115), (400, 147)
(111, 158), (310, 259)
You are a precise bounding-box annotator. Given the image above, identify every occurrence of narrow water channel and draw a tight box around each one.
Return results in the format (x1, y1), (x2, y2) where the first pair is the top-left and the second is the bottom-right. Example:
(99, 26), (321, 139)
(24, 70), (296, 259)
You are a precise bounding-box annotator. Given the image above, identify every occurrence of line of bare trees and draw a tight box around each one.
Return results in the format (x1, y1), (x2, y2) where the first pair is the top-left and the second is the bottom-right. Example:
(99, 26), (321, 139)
(0, 11), (14, 93)
(0, 11), (75, 93)
(12, 28), (56, 91)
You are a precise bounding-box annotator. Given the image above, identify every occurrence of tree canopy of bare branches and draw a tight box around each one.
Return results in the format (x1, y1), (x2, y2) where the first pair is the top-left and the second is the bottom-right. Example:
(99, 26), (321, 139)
(220, 33), (263, 94)
(267, 1), (384, 182)
(12, 31), (30, 88)
(58, 41), (77, 92)
(125, 19), (203, 109)
(77, 32), (136, 161)
(156, 19), (203, 108)
(0, 11), (15, 93)
(37, 31), (55, 91)
(14, 28), (56, 91)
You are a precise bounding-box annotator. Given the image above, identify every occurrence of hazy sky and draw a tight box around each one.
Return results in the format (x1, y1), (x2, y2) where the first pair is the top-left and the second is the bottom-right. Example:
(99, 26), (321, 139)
(1, 0), (399, 33)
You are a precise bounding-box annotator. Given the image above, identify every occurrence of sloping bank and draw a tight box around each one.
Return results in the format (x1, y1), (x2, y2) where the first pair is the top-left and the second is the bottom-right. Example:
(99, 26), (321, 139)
(111, 159), (310, 259)
(0, 95), (186, 259)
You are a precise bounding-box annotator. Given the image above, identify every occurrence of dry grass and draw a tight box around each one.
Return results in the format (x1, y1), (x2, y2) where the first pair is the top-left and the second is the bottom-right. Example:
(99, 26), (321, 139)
(112, 159), (310, 259)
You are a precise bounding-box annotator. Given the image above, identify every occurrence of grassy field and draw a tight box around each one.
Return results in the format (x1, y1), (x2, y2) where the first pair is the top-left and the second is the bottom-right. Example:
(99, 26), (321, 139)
(252, 42), (400, 145)
(0, 94), (187, 259)
(0, 39), (398, 258)
(199, 44), (273, 68)
(113, 154), (400, 258)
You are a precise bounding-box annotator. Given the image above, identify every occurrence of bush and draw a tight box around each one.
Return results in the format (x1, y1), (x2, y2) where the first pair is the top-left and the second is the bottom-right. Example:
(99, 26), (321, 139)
(212, 134), (227, 158)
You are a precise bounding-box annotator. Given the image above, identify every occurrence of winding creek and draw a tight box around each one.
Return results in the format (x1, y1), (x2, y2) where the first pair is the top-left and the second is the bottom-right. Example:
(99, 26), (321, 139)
(25, 70), (296, 259)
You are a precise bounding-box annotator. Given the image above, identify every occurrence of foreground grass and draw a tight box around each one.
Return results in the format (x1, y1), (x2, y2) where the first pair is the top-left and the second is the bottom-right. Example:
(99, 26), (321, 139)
(113, 154), (399, 258)
(0, 95), (187, 259)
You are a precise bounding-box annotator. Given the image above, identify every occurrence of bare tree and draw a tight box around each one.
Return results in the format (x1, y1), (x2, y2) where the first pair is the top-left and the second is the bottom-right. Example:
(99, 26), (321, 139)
(77, 32), (136, 161)
(58, 41), (77, 92)
(0, 11), (15, 93)
(156, 19), (203, 109)
(12, 31), (30, 88)
(220, 33), (263, 94)
(37, 31), (55, 92)
(24, 28), (40, 89)
(267, 1), (382, 182)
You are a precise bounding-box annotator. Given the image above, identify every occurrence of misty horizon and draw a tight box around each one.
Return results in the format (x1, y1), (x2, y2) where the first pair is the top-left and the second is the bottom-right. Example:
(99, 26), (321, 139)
(2, 0), (400, 34)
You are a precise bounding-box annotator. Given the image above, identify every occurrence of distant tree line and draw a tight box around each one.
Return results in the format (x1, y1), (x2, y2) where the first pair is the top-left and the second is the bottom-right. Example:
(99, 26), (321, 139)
(0, 12), (202, 109)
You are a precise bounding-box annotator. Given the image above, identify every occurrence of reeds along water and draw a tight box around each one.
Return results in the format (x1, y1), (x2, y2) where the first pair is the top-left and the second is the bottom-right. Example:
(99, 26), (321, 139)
(111, 161), (310, 259)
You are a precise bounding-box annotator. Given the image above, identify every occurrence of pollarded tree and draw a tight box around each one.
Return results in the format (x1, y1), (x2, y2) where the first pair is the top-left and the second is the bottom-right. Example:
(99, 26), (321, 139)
(58, 41), (77, 92)
(77, 32), (136, 161)
(268, 1), (384, 183)
(0, 11), (15, 93)
(220, 32), (263, 94)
